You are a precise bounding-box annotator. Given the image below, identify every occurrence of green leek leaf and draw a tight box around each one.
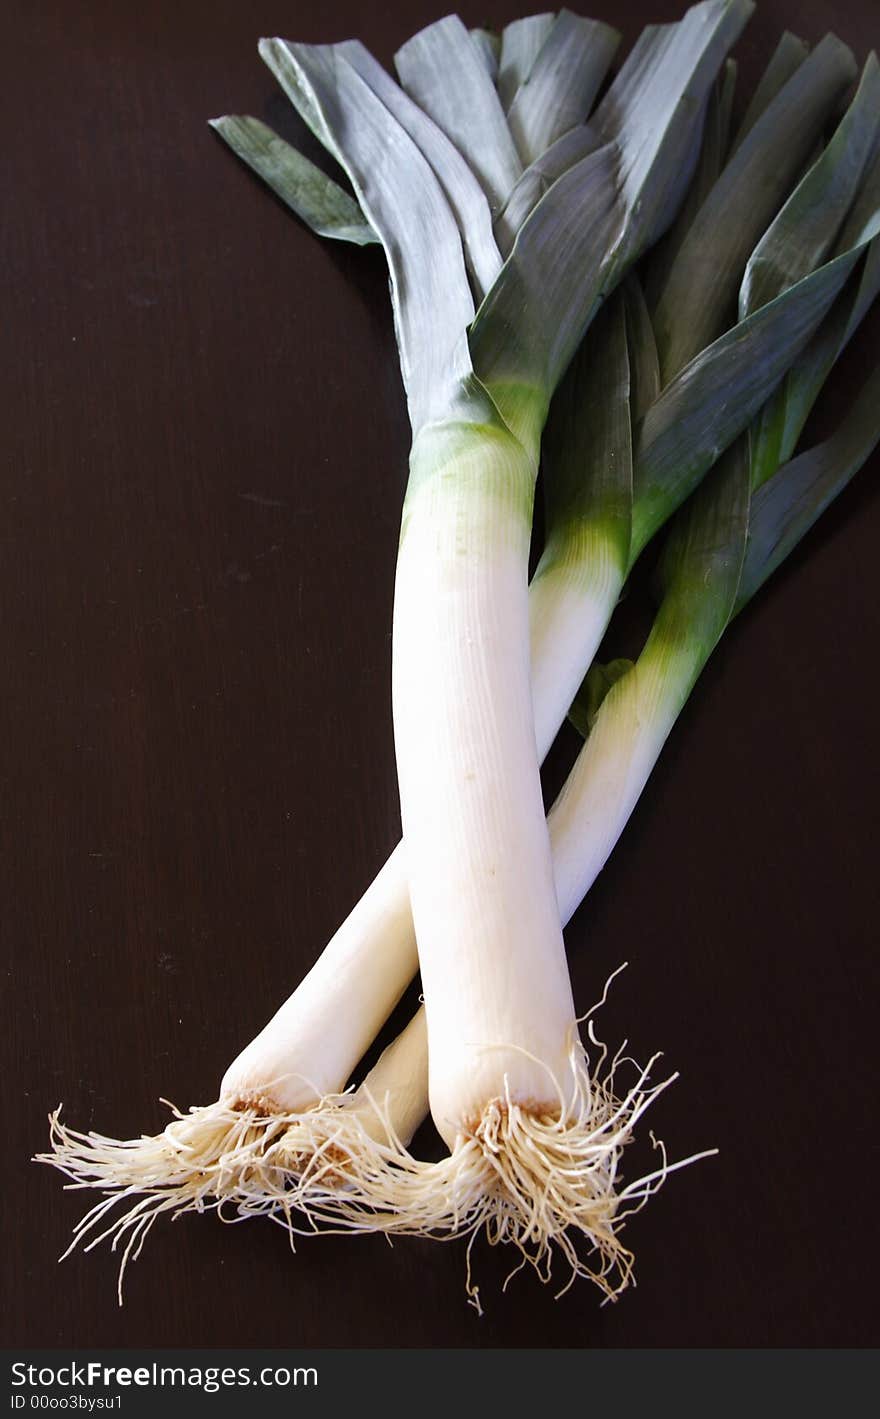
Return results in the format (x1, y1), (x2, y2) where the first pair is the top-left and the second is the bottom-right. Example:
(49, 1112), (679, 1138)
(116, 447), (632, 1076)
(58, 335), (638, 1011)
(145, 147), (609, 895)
(643, 61), (737, 310)
(623, 275), (662, 423)
(737, 365), (880, 609)
(655, 437), (751, 667)
(631, 247), (870, 561)
(470, 28), (501, 81)
(394, 15), (523, 212)
(568, 660), (634, 738)
(590, 3), (754, 251)
(652, 33), (857, 382)
(494, 124), (603, 256)
(766, 141), (880, 468)
(716, 56), (738, 157)
(471, 0), (754, 446)
(258, 38), (483, 434)
(729, 30), (809, 156)
(336, 41), (502, 299)
(744, 58), (880, 486)
(208, 115), (378, 246)
(506, 12), (619, 167)
(740, 55), (880, 320)
(541, 288), (633, 577)
(497, 14), (556, 110)
(469, 142), (622, 445)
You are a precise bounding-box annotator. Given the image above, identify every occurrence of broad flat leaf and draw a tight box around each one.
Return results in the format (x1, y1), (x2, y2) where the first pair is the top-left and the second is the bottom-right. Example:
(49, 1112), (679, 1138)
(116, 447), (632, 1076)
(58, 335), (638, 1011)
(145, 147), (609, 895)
(845, 235), (880, 341)
(716, 57), (738, 157)
(551, 348), (877, 919)
(494, 124), (603, 256)
(737, 364), (880, 609)
(834, 128), (880, 255)
(258, 38), (483, 434)
(237, 4), (750, 460)
(506, 12), (619, 166)
(633, 112), (880, 621)
(771, 139), (880, 462)
(589, 4), (757, 245)
(497, 13), (556, 110)
(623, 276), (661, 422)
(729, 31), (809, 156)
(336, 40), (502, 299)
(643, 60), (737, 309)
(652, 34), (857, 382)
(547, 21), (879, 924)
(588, 13), (733, 249)
(541, 289), (633, 575)
(394, 15), (523, 212)
(470, 28), (500, 80)
(470, 0), (753, 447)
(209, 115), (378, 246)
(469, 142), (622, 446)
(654, 436), (751, 669)
(741, 55), (880, 318)
(631, 244), (873, 562)
(744, 57), (880, 485)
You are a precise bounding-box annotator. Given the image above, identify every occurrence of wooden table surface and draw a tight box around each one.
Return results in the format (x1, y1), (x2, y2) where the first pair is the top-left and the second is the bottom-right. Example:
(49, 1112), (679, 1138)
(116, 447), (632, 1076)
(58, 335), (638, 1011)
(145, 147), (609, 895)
(4, 0), (878, 1350)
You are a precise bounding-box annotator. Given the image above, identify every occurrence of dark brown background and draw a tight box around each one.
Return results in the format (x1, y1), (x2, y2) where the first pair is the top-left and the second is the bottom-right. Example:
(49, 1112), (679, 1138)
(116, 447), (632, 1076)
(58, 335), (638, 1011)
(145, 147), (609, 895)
(3, 0), (878, 1349)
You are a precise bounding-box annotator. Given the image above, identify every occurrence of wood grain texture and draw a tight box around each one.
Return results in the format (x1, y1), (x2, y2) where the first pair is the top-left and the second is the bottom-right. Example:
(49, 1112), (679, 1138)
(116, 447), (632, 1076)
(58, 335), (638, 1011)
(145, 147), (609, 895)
(3, 0), (878, 1348)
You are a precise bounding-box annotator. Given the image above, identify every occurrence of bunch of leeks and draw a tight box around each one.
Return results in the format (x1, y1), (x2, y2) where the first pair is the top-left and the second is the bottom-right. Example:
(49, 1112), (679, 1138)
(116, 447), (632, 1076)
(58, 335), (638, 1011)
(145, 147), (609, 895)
(226, 76), (880, 1297)
(40, 5), (880, 1306)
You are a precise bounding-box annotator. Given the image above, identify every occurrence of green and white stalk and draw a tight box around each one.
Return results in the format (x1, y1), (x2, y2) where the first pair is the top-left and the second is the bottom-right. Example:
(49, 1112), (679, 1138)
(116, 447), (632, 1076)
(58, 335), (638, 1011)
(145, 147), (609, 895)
(553, 350), (880, 940)
(43, 9), (878, 1298)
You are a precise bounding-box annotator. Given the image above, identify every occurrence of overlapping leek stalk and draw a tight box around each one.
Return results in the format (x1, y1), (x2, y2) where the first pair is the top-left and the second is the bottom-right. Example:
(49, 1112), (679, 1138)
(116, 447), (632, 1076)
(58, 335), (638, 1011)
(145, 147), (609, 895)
(40, 7), (879, 1302)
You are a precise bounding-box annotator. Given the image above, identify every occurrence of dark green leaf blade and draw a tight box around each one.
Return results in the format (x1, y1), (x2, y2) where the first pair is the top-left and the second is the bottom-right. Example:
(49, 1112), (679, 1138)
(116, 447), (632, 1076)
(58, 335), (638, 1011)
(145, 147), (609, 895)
(652, 34), (857, 383)
(494, 124), (604, 256)
(631, 245), (872, 562)
(541, 289), (634, 578)
(737, 365), (880, 609)
(470, 0), (754, 447)
(506, 12), (620, 167)
(729, 30), (809, 156)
